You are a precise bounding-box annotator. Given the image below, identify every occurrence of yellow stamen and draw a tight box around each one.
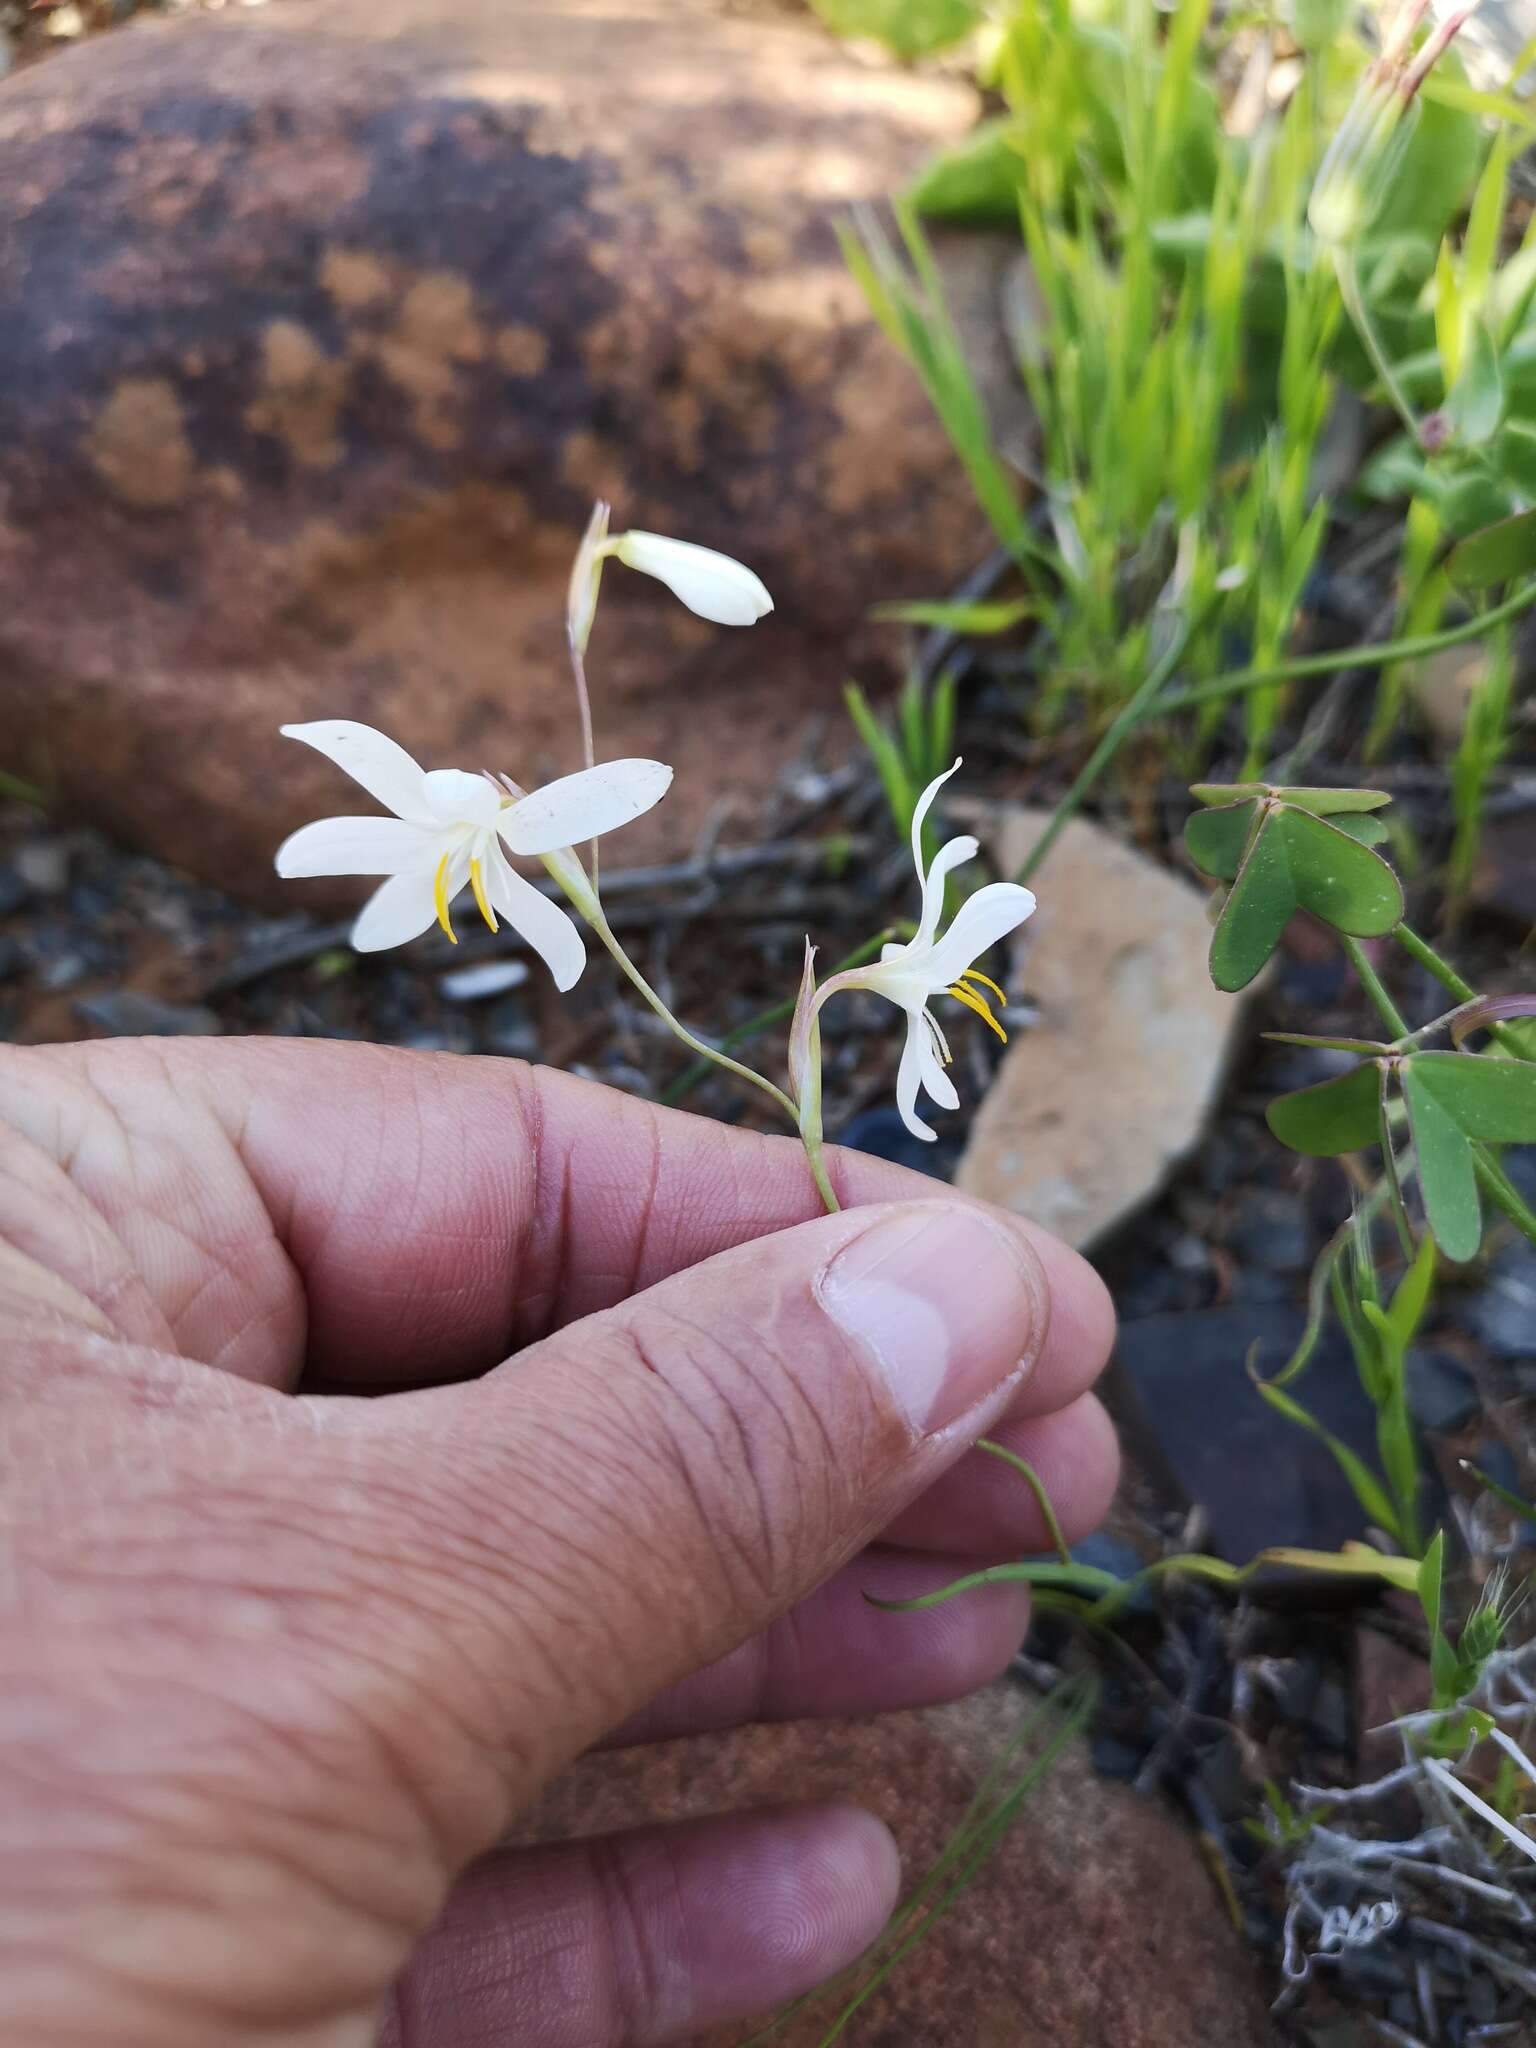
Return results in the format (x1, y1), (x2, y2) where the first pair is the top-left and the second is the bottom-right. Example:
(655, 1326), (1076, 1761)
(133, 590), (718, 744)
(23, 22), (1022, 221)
(962, 967), (1008, 1005)
(469, 855), (498, 933)
(433, 851), (458, 944)
(947, 979), (1008, 1044)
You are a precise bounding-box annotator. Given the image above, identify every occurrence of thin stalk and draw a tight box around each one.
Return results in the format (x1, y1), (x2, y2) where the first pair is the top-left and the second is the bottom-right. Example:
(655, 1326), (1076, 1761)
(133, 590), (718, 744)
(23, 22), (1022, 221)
(1155, 580), (1536, 716)
(1342, 934), (1410, 1039)
(800, 1138), (841, 1216)
(659, 930), (895, 1108)
(1397, 922), (1526, 1058)
(1336, 247), (1422, 442)
(567, 636), (600, 891)
(1473, 1148), (1536, 1246)
(586, 910), (798, 1124)
(1396, 921), (1476, 1002)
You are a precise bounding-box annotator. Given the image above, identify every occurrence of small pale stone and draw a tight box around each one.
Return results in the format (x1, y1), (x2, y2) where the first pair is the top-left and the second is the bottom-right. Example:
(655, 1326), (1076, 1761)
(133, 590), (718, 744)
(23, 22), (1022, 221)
(955, 804), (1248, 1250)
(437, 958), (529, 1002)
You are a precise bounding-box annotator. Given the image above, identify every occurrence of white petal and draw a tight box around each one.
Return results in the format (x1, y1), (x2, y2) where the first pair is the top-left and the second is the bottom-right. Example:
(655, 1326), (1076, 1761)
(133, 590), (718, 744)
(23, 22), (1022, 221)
(349, 868), (443, 952)
(275, 815), (436, 879)
(485, 847), (586, 991)
(926, 882), (1037, 989)
(499, 759), (673, 856)
(894, 1013), (940, 1143)
(915, 832), (979, 947)
(422, 768), (503, 827)
(613, 531), (773, 626)
(280, 722), (432, 823)
(908, 760), (963, 924)
(567, 500), (611, 655)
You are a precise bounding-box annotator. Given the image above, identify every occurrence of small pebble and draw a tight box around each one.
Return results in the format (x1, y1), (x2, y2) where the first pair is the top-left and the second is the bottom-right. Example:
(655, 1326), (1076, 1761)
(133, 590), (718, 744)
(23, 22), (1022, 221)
(1405, 1348), (1480, 1433)
(14, 841), (68, 895)
(438, 958), (530, 1003)
(1227, 1188), (1313, 1274)
(1462, 1240), (1536, 1361)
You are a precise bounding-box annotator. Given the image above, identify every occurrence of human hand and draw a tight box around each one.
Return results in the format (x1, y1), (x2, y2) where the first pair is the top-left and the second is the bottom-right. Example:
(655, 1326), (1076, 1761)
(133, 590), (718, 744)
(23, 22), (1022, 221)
(0, 1037), (1116, 2047)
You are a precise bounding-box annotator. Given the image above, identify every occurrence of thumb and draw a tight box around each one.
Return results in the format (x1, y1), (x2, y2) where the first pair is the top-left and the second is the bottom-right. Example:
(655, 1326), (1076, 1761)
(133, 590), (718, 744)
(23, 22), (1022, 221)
(391, 1197), (1048, 1802)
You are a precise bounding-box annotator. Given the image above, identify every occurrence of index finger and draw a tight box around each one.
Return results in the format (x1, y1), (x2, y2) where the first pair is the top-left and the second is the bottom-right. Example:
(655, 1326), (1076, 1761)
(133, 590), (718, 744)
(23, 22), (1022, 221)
(15, 1037), (1113, 1410)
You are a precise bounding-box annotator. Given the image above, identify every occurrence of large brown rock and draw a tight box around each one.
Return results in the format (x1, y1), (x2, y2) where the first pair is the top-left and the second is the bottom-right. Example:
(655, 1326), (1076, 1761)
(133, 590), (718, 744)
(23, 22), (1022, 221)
(0, 0), (989, 901)
(518, 1684), (1275, 2046)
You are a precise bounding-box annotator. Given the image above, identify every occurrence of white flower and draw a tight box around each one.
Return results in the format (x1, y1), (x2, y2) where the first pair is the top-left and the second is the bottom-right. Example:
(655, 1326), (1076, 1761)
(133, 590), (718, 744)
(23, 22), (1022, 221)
(610, 530), (773, 626)
(565, 503), (773, 649)
(275, 721), (671, 984)
(798, 762), (1036, 1142)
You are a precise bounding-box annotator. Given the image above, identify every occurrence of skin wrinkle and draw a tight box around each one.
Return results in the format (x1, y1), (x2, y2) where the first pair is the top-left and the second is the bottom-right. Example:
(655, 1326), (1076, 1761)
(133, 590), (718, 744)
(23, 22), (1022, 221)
(586, 1830), (690, 2045)
(0, 1040), (1118, 2047)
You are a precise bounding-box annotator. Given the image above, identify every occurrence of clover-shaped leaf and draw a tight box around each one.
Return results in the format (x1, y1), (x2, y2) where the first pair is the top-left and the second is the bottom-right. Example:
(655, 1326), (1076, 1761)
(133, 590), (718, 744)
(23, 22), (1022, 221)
(1266, 1060), (1382, 1155)
(1268, 1049), (1536, 1261)
(1187, 785), (1402, 993)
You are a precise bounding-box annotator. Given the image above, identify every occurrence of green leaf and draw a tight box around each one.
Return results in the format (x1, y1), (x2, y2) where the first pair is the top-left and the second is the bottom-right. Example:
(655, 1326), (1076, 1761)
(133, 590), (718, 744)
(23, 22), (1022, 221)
(1332, 814), (1390, 846)
(1491, 420), (1536, 499)
(1280, 807), (1405, 938)
(1291, 0), (1352, 49)
(909, 119), (1028, 224)
(1405, 1050), (1536, 1141)
(1448, 320), (1503, 451)
(1401, 1062), (1483, 1261)
(1184, 799), (1256, 881)
(1446, 508), (1536, 591)
(1272, 786), (1393, 816)
(1190, 781), (1268, 806)
(1253, 1380), (1403, 1541)
(1386, 1234), (1437, 1352)
(808, 0), (980, 56)
(1267, 1061), (1382, 1157)
(1437, 467), (1517, 539)
(869, 597), (1036, 633)
(1209, 809), (1293, 992)
(1417, 1529), (1460, 1702)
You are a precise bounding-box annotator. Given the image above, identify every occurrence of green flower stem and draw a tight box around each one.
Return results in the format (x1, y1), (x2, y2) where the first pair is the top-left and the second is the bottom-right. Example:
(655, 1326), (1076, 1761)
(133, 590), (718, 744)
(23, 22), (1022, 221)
(583, 908), (799, 1125)
(800, 1134), (842, 1215)
(1341, 934), (1410, 1040)
(659, 930), (895, 1109)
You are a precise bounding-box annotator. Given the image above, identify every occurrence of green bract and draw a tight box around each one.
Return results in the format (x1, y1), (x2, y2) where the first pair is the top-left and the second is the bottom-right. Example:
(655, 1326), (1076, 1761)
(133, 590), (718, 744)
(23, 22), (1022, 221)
(1268, 1050), (1536, 1260)
(1185, 784), (1403, 993)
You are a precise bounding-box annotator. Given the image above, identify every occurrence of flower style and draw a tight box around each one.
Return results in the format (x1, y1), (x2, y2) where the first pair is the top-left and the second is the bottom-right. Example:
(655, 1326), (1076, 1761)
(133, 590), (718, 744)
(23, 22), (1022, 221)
(275, 721), (671, 984)
(566, 501), (773, 652)
(794, 762), (1036, 1142)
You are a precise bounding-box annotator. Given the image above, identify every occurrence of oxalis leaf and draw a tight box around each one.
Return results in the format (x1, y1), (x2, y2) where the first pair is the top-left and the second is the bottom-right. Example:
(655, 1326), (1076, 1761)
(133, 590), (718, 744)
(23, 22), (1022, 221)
(1189, 782), (1391, 815)
(1401, 1051), (1536, 1261)
(1268, 1061), (1382, 1156)
(1208, 805), (1404, 993)
(1272, 1050), (1536, 1260)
